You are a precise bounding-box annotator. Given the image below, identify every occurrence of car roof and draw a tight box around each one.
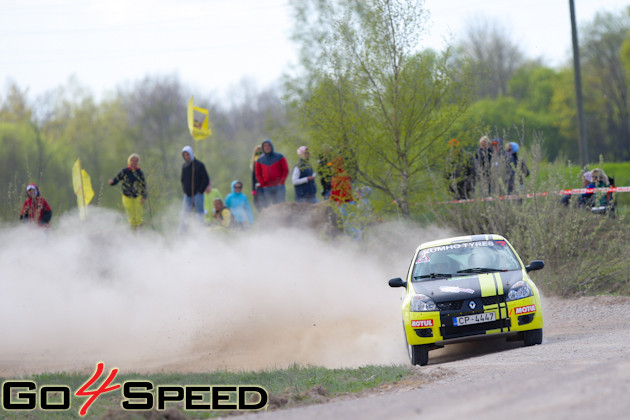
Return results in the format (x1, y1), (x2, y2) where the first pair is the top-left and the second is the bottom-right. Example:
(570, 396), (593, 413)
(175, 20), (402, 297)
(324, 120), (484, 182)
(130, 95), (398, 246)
(416, 234), (507, 252)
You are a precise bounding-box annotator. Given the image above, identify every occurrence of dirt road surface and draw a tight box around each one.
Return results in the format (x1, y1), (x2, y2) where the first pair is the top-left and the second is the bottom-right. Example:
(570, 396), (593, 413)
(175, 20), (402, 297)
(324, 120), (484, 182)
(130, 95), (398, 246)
(239, 295), (630, 420)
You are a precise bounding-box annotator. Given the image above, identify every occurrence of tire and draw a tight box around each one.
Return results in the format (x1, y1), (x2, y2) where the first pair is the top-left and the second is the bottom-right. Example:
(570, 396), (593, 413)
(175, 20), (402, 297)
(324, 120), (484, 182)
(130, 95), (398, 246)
(523, 328), (543, 346)
(408, 343), (429, 366)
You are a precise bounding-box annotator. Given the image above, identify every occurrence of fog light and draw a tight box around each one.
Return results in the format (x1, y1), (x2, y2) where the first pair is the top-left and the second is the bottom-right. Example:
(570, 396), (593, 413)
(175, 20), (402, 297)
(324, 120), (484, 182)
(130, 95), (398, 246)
(518, 314), (534, 325)
(414, 328), (433, 338)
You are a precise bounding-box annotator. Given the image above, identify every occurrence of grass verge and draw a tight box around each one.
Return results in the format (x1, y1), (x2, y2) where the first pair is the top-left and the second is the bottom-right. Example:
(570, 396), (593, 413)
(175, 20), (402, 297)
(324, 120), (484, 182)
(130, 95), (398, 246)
(0, 364), (416, 419)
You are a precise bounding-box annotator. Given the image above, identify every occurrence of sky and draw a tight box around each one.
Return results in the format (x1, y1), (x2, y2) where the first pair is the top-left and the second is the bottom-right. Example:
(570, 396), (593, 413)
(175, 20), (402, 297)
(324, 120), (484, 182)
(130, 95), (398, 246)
(1, 0), (629, 101)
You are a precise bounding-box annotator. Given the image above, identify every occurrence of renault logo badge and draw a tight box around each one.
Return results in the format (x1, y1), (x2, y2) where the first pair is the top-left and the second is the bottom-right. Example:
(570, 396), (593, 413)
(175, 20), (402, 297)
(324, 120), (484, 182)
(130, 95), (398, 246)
(469, 301), (476, 310)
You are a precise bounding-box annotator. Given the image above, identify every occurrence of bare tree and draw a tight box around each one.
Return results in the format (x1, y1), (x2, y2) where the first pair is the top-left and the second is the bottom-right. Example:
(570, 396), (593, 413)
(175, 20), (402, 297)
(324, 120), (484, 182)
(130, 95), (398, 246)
(460, 17), (525, 99)
(119, 75), (188, 178)
(581, 10), (630, 160)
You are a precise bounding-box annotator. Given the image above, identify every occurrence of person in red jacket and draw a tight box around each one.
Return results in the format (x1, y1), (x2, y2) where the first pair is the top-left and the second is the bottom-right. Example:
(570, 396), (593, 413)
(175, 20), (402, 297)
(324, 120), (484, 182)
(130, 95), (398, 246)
(19, 183), (52, 227)
(254, 139), (289, 209)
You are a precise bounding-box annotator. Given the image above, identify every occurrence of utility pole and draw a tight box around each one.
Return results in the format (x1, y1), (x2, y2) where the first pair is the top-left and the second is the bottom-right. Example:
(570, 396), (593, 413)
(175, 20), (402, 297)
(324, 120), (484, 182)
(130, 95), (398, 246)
(569, 0), (589, 167)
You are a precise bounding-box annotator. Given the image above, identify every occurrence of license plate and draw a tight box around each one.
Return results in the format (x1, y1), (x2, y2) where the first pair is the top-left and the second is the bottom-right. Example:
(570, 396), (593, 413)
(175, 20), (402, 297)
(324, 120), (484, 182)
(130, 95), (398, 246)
(453, 312), (496, 326)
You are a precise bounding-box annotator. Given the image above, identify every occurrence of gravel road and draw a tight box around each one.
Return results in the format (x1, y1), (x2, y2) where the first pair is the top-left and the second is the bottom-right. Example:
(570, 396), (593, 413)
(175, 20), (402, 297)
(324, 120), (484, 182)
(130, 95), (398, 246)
(239, 295), (630, 420)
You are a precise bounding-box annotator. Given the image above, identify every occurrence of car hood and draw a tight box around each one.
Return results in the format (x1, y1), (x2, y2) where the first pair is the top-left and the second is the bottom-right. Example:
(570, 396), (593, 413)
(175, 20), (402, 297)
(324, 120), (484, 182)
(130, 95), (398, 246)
(411, 270), (523, 302)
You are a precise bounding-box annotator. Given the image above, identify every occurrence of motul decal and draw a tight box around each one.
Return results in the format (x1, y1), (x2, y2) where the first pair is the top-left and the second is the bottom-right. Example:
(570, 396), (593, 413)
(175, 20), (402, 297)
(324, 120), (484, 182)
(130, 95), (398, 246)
(510, 304), (536, 316)
(411, 320), (434, 328)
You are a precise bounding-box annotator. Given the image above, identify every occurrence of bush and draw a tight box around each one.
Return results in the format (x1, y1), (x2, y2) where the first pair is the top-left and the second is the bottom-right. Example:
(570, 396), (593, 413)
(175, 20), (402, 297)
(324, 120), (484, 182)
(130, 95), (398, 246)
(431, 140), (630, 297)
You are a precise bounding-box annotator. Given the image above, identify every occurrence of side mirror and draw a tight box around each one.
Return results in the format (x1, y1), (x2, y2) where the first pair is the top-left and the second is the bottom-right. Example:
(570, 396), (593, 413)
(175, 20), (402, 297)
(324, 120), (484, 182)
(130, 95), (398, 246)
(388, 277), (407, 288)
(525, 260), (545, 272)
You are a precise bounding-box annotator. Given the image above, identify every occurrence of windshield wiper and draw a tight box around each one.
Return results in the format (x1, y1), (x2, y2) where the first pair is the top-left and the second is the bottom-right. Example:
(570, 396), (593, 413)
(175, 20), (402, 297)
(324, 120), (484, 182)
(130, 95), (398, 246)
(414, 273), (452, 279)
(457, 268), (506, 274)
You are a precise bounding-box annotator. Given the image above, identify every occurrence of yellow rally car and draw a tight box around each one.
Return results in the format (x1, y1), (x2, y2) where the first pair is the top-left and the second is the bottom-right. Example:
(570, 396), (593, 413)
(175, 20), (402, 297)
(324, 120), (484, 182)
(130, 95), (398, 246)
(389, 234), (544, 366)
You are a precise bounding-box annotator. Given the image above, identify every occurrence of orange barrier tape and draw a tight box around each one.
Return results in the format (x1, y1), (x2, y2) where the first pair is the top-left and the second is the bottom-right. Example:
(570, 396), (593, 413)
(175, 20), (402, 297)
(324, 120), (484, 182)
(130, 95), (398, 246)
(439, 186), (630, 205)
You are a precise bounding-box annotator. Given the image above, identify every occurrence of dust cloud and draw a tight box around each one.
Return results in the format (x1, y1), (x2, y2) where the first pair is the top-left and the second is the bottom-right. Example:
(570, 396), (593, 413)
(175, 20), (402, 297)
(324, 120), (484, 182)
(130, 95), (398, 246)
(0, 208), (455, 375)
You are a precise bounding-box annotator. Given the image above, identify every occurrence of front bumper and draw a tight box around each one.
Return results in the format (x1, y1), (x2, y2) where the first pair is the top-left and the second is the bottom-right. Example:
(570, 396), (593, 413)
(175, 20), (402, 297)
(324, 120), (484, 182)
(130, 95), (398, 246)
(404, 295), (543, 345)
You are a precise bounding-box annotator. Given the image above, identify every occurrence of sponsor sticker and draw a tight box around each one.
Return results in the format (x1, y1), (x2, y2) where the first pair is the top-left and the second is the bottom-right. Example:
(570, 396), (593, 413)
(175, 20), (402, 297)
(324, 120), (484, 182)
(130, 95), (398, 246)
(510, 304), (536, 316)
(439, 286), (475, 294)
(411, 319), (434, 328)
(424, 241), (495, 254)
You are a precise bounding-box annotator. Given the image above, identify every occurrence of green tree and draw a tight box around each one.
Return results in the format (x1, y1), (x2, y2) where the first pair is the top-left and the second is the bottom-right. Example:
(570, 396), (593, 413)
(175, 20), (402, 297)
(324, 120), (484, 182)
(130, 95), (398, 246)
(465, 64), (562, 160)
(289, 0), (471, 218)
(40, 80), (126, 210)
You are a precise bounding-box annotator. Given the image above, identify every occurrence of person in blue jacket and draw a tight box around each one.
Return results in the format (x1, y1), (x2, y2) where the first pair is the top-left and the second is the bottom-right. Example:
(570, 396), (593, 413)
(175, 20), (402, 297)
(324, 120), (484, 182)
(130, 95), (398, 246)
(225, 180), (254, 229)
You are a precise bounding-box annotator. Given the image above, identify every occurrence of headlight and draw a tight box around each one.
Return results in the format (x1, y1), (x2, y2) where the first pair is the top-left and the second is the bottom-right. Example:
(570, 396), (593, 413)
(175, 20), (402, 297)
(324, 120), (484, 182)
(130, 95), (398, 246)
(410, 294), (437, 312)
(506, 280), (532, 301)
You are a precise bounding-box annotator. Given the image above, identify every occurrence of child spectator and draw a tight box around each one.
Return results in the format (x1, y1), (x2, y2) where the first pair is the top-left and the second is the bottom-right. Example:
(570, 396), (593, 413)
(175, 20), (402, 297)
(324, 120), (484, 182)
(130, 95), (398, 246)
(225, 180), (254, 229)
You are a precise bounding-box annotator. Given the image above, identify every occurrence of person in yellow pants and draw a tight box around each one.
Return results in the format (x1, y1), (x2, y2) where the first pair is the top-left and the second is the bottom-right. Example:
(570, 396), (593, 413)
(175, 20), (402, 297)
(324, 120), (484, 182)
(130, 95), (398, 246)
(109, 153), (147, 230)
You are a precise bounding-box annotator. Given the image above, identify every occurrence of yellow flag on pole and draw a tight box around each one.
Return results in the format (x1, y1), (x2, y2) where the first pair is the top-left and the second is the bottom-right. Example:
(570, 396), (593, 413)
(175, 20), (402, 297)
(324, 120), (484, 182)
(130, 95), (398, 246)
(72, 158), (95, 220)
(187, 96), (211, 140)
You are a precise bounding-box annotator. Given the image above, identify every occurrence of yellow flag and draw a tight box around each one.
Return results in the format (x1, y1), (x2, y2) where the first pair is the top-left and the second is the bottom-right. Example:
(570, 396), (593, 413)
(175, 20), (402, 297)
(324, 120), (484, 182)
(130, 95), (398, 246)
(72, 159), (95, 220)
(187, 96), (211, 140)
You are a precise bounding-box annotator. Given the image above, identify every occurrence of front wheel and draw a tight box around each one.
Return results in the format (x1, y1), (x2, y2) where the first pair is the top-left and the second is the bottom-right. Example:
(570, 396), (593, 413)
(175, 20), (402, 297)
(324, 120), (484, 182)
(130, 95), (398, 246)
(523, 328), (543, 346)
(408, 343), (429, 366)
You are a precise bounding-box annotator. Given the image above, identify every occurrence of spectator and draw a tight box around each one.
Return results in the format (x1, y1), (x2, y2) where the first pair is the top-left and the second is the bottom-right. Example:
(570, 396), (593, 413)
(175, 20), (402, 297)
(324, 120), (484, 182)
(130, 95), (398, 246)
(489, 138), (513, 194)
(204, 187), (223, 223)
(254, 139), (289, 209)
(211, 198), (233, 230)
(225, 180), (254, 229)
(591, 168), (610, 187)
(317, 147), (333, 199)
(444, 138), (475, 200)
(329, 156), (353, 204)
(591, 168), (611, 208)
(562, 170), (595, 207)
(346, 185), (373, 239)
(180, 145), (211, 227)
(292, 146), (318, 204)
(108, 153), (147, 230)
(19, 183), (52, 227)
(250, 145), (264, 212)
(505, 142), (529, 192)
(474, 135), (493, 195)
(328, 156), (359, 237)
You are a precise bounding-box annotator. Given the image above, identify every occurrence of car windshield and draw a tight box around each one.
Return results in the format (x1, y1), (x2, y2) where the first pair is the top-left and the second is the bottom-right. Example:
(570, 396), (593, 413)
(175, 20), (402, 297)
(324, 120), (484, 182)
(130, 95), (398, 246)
(412, 240), (521, 281)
